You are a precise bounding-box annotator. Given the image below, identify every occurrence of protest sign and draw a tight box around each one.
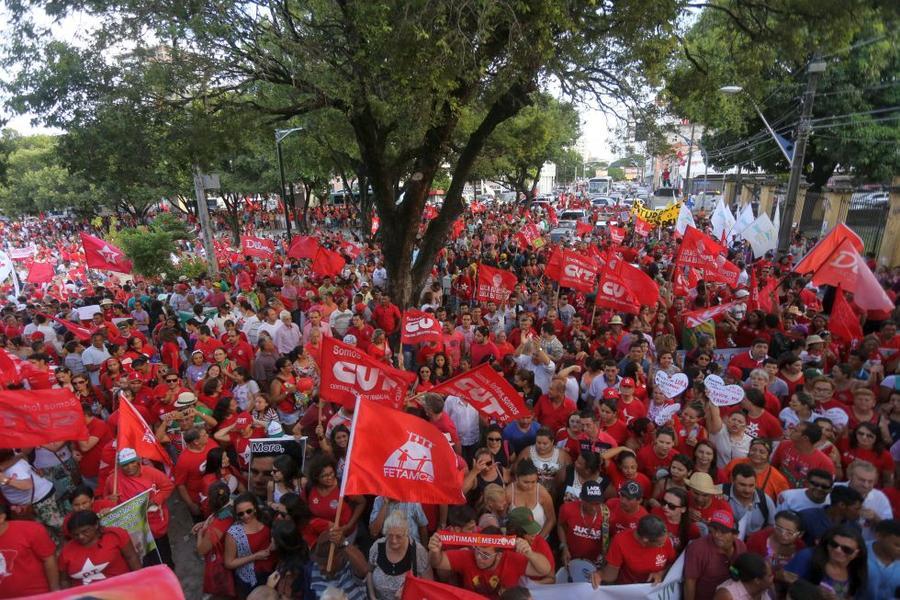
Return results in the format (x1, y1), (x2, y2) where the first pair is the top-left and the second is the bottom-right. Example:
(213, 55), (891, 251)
(437, 530), (517, 548)
(249, 436), (308, 475)
(100, 490), (158, 562)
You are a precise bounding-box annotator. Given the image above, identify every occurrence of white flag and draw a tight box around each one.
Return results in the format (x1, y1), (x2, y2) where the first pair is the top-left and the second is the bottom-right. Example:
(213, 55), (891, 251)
(675, 202), (695, 236)
(773, 201), (781, 240)
(733, 202), (755, 239)
(710, 198), (736, 242)
(0, 251), (19, 299)
(742, 214), (778, 258)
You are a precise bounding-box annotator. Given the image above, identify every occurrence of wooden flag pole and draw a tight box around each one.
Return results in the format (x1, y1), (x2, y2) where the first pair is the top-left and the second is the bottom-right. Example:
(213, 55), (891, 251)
(326, 394), (362, 572)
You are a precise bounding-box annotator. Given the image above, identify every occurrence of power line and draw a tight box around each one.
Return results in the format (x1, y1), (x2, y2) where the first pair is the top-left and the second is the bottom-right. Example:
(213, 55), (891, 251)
(810, 114), (900, 130)
(810, 106), (900, 123)
(813, 81), (900, 97)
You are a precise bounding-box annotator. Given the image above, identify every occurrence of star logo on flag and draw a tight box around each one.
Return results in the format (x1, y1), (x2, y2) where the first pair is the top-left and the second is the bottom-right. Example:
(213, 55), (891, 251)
(98, 245), (119, 264)
(72, 557), (110, 584)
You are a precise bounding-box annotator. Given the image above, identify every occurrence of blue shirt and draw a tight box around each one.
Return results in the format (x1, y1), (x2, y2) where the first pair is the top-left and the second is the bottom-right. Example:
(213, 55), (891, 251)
(862, 540), (900, 600)
(502, 421), (540, 455)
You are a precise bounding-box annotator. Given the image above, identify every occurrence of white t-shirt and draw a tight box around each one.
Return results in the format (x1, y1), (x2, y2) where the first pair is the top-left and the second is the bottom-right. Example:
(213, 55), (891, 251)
(1, 460), (54, 505)
(444, 395), (481, 447)
(81, 345), (111, 386)
(831, 482), (894, 541)
(514, 355), (556, 395)
(711, 426), (752, 469)
(775, 488), (827, 514)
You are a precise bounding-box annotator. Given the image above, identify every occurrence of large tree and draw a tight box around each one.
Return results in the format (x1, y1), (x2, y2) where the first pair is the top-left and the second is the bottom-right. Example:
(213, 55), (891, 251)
(4, 0), (681, 307)
(665, 4), (899, 189)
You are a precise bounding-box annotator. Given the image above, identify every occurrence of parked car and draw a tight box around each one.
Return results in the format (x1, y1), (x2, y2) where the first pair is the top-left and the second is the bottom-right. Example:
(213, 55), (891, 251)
(549, 223), (577, 244)
(558, 209), (589, 225)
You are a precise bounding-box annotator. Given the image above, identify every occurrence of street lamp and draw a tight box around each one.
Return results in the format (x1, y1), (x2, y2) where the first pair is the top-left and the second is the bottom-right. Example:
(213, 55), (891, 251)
(275, 127), (304, 241)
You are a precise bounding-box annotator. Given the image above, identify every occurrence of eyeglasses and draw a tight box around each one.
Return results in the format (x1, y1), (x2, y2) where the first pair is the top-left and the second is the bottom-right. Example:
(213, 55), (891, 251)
(474, 548), (496, 560)
(808, 481), (833, 490)
(487, 437), (502, 442)
(775, 524), (800, 537)
(237, 508), (256, 517)
(827, 540), (858, 555)
(165, 378), (179, 383)
(661, 500), (683, 510)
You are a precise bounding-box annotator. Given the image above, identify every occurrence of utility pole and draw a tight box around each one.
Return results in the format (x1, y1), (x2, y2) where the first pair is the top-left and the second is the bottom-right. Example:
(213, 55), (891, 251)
(683, 122), (695, 201)
(778, 58), (826, 254)
(193, 168), (220, 277)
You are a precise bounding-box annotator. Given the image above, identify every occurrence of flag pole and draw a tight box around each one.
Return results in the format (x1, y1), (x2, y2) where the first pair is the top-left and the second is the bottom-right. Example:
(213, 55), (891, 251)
(326, 394), (362, 571)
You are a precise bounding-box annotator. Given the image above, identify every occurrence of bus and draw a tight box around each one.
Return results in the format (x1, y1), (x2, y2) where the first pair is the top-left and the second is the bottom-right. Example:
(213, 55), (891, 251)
(587, 177), (612, 196)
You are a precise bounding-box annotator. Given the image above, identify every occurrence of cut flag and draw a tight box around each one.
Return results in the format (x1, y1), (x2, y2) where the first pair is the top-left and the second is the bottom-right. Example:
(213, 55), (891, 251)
(80, 232), (133, 274)
(429, 363), (530, 425)
(319, 336), (416, 410)
(401, 310), (443, 344)
(341, 397), (465, 505)
(0, 389), (89, 447)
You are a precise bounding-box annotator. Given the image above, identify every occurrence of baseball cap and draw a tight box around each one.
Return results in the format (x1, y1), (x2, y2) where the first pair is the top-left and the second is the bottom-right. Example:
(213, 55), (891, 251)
(618, 480), (642, 500)
(620, 377), (635, 388)
(266, 421), (284, 438)
(175, 392), (198, 408)
(506, 507), (541, 535)
(602, 388), (621, 400)
(117, 447), (139, 465)
(734, 289), (750, 298)
(725, 366), (743, 381)
(235, 412), (253, 429)
(708, 510), (737, 531)
(342, 334), (358, 345)
(580, 479), (608, 503)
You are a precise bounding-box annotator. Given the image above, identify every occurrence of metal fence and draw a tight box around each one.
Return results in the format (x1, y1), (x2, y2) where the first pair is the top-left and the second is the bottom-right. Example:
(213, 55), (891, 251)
(846, 188), (890, 254)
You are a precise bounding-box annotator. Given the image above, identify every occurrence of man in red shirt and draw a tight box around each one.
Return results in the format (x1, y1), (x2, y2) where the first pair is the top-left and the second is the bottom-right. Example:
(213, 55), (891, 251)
(771, 421), (836, 488)
(346, 313), (374, 351)
(607, 480), (648, 534)
(636, 427), (678, 479)
(77, 403), (112, 490)
(557, 479), (611, 563)
(597, 515), (676, 585)
(727, 339), (770, 379)
(224, 328), (254, 371)
(533, 378), (577, 434)
(372, 294), (402, 347)
(615, 380), (647, 426)
(686, 472), (734, 530)
(0, 503), (60, 598)
(427, 526), (551, 598)
(683, 510), (748, 600)
(422, 393), (460, 453)
(194, 325), (224, 362)
(173, 427), (217, 521)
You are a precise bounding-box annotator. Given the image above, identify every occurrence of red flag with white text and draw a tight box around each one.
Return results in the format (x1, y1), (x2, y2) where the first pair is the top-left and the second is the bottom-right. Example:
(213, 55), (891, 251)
(80, 232), (133, 274)
(682, 300), (745, 328)
(429, 363), (529, 425)
(516, 222), (544, 249)
(0, 389), (89, 447)
(476, 263), (517, 303)
(319, 337), (417, 409)
(341, 398), (465, 505)
(557, 249), (601, 293)
(634, 216), (652, 237)
(240, 235), (276, 260)
(401, 310), (443, 344)
(608, 225), (626, 244)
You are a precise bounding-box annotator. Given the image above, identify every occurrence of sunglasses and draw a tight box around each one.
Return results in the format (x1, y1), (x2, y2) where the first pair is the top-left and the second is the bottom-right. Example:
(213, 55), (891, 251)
(808, 481), (832, 490)
(827, 540), (858, 555)
(661, 500), (683, 510)
(775, 524), (800, 537)
(166, 378), (179, 383)
(487, 437), (502, 442)
(474, 548), (496, 560)
(237, 508), (256, 517)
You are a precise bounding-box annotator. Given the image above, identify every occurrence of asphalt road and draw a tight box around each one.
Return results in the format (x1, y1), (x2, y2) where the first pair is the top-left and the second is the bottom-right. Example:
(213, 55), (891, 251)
(167, 494), (205, 600)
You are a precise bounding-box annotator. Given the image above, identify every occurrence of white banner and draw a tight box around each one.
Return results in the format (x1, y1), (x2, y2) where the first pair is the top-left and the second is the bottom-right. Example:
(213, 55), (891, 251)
(76, 304), (102, 321)
(742, 214), (778, 258)
(530, 551), (685, 600)
(732, 202), (755, 239)
(8, 244), (37, 260)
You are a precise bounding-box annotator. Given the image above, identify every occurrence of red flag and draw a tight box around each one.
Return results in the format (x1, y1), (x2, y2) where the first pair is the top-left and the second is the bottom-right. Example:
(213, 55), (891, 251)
(575, 221), (594, 237)
(595, 257), (657, 315)
(616, 260), (659, 307)
(35, 565), (185, 600)
(476, 263), (517, 303)
(80, 232), (133, 274)
(287, 235), (320, 260)
(429, 363), (529, 425)
(557, 249), (601, 293)
(39, 312), (93, 341)
(675, 226), (725, 270)
(634, 216), (653, 237)
(371, 216), (381, 235)
(0, 349), (20, 387)
(830, 286), (863, 342)
(26, 262), (55, 283)
(683, 300), (745, 328)
(748, 270), (760, 311)
(794, 223), (864, 274)
(423, 205), (438, 220)
(758, 276), (778, 313)
(450, 219), (465, 240)
(516, 222), (543, 249)
(544, 247), (564, 281)
(117, 395), (173, 467)
(402, 573), (487, 600)
(673, 266), (700, 298)
(608, 225), (626, 244)
(339, 241), (363, 259)
(705, 256), (741, 287)
(341, 398), (465, 505)
(311, 246), (346, 277)
(240, 235), (276, 259)
(319, 337), (416, 409)
(0, 389), (89, 447)
(401, 310), (443, 344)
(811, 239), (894, 312)
(546, 204), (558, 227)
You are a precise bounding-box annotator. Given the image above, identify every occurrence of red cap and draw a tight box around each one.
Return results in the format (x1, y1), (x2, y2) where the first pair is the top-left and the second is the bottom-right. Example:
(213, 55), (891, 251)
(726, 366), (743, 381)
(296, 377), (315, 392)
(31, 331), (45, 340)
(620, 377), (635, 388)
(602, 388), (621, 400)
(235, 413), (253, 428)
(708, 510), (737, 530)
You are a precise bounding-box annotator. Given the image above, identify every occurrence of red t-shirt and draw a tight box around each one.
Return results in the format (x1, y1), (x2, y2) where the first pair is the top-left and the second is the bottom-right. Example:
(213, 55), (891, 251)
(839, 446), (893, 479)
(0, 520), (56, 598)
(226, 340), (255, 371)
(744, 411), (784, 440)
(650, 506), (701, 551)
(558, 501), (609, 560)
(195, 337), (224, 362)
(771, 441), (836, 487)
(533, 395), (577, 434)
(599, 419), (630, 446)
(635, 445), (677, 479)
(58, 526), (132, 585)
(446, 549), (528, 599)
(605, 461), (652, 499)
(174, 439), (218, 504)
(689, 495), (733, 525)
(617, 398), (647, 426)
(606, 497), (649, 535)
(606, 529), (676, 585)
(80, 417), (112, 477)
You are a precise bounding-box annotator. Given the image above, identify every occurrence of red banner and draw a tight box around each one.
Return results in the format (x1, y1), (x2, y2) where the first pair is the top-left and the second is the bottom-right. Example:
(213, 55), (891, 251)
(830, 286), (863, 342)
(608, 225), (626, 244)
(240, 235), (276, 259)
(437, 530), (517, 548)
(402, 574), (488, 600)
(634, 216), (652, 237)
(476, 263), (517, 303)
(319, 337), (416, 409)
(429, 363), (530, 425)
(683, 300), (745, 328)
(401, 310), (443, 344)
(342, 398), (465, 505)
(557, 249), (601, 293)
(80, 232), (133, 274)
(30, 565), (185, 600)
(516, 222), (544, 249)
(26, 262), (54, 284)
(0, 389), (89, 448)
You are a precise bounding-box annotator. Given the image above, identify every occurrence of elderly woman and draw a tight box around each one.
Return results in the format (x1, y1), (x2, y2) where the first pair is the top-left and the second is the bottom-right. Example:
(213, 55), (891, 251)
(368, 510), (432, 600)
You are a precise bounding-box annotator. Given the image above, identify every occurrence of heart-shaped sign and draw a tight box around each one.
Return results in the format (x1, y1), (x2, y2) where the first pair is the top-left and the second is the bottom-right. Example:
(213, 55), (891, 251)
(703, 374), (745, 407)
(654, 371), (689, 399)
(823, 407), (850, 428)
(652, 403), (682, 426)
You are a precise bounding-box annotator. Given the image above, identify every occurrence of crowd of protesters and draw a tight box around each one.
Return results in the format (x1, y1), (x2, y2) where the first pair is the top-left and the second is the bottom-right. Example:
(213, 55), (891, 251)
(1, 195), (899, 600)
